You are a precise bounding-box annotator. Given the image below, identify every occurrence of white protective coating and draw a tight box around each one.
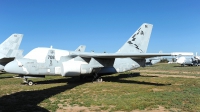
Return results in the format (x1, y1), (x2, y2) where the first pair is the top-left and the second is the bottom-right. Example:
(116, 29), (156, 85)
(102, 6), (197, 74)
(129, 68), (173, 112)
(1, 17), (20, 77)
(24, 48), (48, 63)
(176, 57), (186, 64)
(24, 47), (70, 63)
(54, 48), (70, 60)
(62, 58), (87, 76)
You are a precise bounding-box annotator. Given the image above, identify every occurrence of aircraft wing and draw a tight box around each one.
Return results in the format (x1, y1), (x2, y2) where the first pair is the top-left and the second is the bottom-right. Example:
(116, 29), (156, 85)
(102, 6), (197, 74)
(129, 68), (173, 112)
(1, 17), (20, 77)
(69, 52), (172, 59)
(0, 54), (15, 70)
(0, 57), (15, 63)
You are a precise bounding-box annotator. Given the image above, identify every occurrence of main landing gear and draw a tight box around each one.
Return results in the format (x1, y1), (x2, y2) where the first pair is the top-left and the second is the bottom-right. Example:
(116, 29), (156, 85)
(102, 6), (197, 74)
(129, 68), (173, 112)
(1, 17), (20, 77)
(80, 68), (103, 82)
(79, 73), (103, 82)
(92, 73), (103, 82)
(92, 68), (103, 82)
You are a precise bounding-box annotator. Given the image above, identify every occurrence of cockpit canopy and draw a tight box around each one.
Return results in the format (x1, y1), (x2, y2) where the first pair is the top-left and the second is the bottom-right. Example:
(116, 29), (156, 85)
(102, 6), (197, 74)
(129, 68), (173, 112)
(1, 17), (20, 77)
(24, 47), (70, 63)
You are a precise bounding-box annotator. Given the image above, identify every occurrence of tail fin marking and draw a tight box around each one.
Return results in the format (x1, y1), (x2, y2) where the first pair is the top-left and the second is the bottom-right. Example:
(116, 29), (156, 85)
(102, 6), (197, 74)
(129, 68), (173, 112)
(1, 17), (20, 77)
(117, 23), (153, 53)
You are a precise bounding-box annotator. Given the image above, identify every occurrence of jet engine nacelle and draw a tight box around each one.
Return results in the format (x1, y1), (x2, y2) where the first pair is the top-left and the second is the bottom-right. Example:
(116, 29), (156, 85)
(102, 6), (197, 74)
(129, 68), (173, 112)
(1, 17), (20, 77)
(61, 61), (81, 77)
(80, 65), (93, 74)
(61, 61), (94, 77)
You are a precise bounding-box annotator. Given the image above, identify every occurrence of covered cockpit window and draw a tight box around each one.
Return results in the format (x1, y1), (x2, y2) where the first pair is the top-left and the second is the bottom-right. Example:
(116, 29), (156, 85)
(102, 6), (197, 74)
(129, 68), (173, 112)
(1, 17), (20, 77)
(24, 47), (70, 63)
(24, 48), (49, 63)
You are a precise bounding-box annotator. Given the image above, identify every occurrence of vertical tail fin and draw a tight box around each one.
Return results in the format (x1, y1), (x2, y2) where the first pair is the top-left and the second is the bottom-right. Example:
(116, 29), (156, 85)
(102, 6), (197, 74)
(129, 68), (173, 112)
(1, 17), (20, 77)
(75, 45), (86, 52)
(0, 34), (23, 57)
(7, 49), (24, 58)
(117, 23), (153, 53)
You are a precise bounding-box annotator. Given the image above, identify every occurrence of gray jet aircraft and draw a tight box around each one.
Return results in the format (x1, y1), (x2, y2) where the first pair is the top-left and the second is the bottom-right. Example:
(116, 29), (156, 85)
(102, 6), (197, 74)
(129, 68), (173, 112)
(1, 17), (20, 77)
(145, 57), (164, 66)
(4, 23), (172, 85)
(0, 34), (23, 71)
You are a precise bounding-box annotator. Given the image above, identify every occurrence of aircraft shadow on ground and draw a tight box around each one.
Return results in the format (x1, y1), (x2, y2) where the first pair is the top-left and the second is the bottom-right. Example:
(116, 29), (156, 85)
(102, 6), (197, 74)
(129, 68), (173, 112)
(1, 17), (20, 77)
(0, 77), (13, 79)
(0, 73), (170, 111)
(35, 78), (76, 85)
(173, 66), (196, 67)
(145, 65), (159, 67)
(103, 73), (171, 86)
(0, 78), (84, 112)
(0, 73), (14, 79)
(0, 73), (5, 75)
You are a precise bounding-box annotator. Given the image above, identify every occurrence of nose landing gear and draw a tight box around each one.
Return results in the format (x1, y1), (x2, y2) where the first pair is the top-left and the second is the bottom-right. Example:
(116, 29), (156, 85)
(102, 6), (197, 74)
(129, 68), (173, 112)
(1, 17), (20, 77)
(24, 78), (34, 86)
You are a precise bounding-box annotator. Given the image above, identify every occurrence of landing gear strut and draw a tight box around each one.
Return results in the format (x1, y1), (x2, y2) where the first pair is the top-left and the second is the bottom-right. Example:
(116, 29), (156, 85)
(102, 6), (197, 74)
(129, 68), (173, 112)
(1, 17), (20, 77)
(79, 74), (103, 82)
(14, 75), (45, 85)
(92, 73), (103, 82)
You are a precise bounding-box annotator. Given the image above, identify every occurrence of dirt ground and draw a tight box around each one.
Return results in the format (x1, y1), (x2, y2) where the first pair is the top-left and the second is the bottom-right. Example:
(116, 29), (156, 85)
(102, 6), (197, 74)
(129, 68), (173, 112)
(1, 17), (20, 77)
(134, 70), (200, 79)
(56, 105), (178, 112)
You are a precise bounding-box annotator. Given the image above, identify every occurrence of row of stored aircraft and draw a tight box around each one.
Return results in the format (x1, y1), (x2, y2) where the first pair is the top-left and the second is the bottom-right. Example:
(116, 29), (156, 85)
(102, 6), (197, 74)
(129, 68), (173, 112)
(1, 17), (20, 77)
(0, 23), (190, 85)
(170, 52), (200, 66)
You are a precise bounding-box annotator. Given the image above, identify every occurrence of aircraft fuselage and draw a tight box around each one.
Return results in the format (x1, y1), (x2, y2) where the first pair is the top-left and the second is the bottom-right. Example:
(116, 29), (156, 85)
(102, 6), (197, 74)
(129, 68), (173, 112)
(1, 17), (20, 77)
(5, 47), (142, 77)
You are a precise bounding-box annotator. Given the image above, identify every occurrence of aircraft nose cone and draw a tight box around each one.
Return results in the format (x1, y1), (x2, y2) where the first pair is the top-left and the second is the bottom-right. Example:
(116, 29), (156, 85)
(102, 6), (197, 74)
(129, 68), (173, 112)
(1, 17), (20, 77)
(4, 60), (25, 74)
(4, 61), (17, 73)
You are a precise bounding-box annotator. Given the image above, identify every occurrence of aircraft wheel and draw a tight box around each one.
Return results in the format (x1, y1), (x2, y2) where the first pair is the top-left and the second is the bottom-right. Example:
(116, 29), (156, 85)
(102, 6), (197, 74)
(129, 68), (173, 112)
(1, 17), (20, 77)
(97, 77), (103, 82)
(28, 80), (34, 86)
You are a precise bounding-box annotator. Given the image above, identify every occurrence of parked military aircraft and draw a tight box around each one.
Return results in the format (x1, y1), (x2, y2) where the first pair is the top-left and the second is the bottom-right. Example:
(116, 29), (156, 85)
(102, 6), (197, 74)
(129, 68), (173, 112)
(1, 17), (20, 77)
(4, 23), (172, 85)
(146, 57), (164, 66)
(75, 45), (86, 52)
(176, 52), (200, 66)
(0, 34), (23, 71)
(145, 51), (164, 66)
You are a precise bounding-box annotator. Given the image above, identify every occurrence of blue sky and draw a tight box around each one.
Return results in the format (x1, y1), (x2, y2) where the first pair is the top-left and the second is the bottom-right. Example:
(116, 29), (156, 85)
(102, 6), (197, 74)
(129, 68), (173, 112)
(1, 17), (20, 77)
(0, 0), (200, 55)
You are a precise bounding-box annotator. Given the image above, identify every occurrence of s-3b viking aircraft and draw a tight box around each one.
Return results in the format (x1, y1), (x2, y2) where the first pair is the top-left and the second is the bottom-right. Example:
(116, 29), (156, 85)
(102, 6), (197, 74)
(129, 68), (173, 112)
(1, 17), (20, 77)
(5, 23), (172, 85)
(0, 34), (23, 71)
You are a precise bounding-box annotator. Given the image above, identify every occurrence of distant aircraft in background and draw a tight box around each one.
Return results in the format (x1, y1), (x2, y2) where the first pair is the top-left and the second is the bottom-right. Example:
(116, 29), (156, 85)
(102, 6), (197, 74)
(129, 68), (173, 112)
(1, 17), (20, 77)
(167, 52), (193, 63)
(145, 51), (164, 66)
(75, 45), (86, 52)
(146, 57), (164, 66)
(0, 34), (23, 71)
(4, 23), (173, 85)
(176, 52), (200, 66)
(146, 52), (195, 66)
(194, 52), (200, 61)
